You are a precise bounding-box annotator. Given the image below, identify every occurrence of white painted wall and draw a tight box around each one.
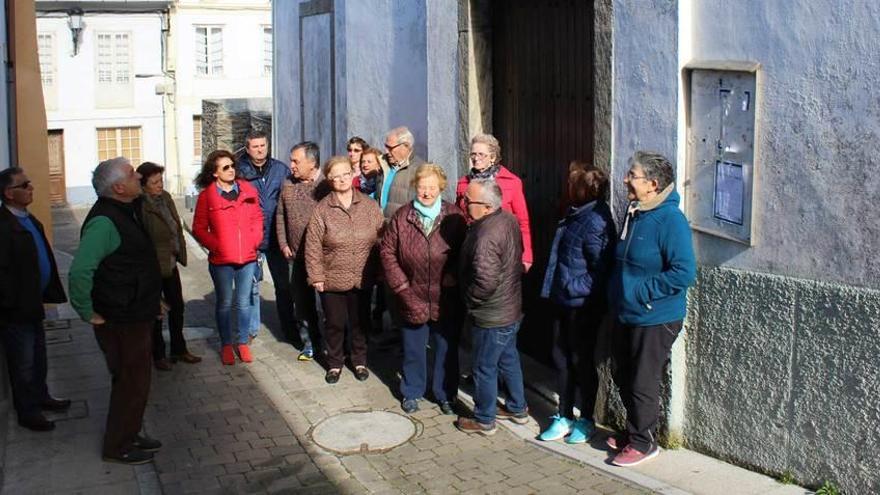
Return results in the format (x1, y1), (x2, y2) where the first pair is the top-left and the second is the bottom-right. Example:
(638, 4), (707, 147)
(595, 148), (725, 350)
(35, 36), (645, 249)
(172, 0), (272, 191)
(37, 13), (166, 204)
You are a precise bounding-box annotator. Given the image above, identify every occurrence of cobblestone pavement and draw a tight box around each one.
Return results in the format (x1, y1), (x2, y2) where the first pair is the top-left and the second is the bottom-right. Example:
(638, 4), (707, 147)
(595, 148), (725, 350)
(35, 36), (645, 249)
(3, 205), (649, 495)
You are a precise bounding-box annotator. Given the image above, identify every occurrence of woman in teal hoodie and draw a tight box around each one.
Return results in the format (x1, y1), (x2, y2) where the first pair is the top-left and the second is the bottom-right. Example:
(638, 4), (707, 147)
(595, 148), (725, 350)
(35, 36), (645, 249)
(607, 151), (696, 468)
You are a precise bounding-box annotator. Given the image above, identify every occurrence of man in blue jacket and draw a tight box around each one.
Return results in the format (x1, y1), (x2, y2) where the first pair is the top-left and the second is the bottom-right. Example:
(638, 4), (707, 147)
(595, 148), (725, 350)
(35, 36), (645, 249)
(607, 151), (696, 467)
(237, 130), (294, 342)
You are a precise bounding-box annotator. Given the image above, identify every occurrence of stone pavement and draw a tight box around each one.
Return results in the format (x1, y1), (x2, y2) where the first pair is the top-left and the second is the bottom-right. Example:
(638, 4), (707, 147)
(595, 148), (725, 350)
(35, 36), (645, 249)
(1, 204), (647, 494)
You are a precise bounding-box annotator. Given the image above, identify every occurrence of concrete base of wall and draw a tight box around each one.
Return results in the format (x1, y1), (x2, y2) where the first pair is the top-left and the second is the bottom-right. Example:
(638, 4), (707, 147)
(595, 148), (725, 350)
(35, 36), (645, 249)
(684, 265), (880, 494)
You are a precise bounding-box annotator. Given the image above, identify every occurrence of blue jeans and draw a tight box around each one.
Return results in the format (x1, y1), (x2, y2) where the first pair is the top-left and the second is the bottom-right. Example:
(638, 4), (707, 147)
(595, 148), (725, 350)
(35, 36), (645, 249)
(400, 319), (460, 403)
(248, 254), (264, 337)
(472, 319), (527, 425)
(209, 262), (258, 345)
(0, 320), (50, 419)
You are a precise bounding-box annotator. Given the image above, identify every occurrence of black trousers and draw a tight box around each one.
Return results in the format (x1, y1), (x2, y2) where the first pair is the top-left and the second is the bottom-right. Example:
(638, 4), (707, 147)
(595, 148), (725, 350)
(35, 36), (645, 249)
(94, 320), (153, 457)
(290, 259), (321, 350)
(550, 305), (601, 420)
(152, 267), (187, 360)
(613, 320), (683, 453)
(0, 320), (51, 420)
(320, 290), (369, 370)
(266, 246), (296, 335)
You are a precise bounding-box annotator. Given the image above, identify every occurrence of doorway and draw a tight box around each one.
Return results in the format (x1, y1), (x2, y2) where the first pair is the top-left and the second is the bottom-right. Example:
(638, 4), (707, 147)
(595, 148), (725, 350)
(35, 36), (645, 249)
(47, 130), (66, 206)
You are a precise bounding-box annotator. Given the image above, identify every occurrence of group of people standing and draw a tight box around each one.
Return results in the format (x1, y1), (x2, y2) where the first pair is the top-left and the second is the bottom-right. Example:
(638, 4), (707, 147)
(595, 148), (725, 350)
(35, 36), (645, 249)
(0, 122), (695, 469)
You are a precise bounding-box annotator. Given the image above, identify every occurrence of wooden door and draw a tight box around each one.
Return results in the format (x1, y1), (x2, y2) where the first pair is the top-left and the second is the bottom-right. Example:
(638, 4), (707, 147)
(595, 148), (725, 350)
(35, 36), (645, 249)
(492, 0), (594, 359)
(47, 130), (66, 206)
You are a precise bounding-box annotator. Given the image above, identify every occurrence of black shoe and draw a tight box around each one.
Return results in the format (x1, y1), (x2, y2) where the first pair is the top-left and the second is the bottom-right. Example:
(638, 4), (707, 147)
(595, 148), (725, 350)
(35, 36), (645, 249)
(325, 368), (341, 384)
(18, 414), (55, 431)
(102, 448), (154, 465)
(354, 366), (370, 381)
(41, 397), (72, 412)
(132, 434), (162, 452)
(401, 398), (419, 414)
(439, 401), (455, 416)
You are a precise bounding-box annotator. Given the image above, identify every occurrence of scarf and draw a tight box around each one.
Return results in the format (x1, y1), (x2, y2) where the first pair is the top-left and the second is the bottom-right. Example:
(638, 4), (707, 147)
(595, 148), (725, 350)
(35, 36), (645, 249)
(412, 198), (442, 234)
(468, 163), (501, 180)
(359, 172), (380, 196)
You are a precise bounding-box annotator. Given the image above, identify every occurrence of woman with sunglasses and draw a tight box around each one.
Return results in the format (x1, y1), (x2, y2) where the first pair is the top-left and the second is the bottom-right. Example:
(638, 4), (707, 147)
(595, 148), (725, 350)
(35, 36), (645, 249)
(192, 150), (264, 365)
(305, 156), (384, 384)
(346, 136), (368, 179)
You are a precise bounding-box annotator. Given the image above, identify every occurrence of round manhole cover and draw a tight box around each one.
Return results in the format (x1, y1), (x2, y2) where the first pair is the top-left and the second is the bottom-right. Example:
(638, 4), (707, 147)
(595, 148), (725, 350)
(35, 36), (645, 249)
(311, 410), (418, 455)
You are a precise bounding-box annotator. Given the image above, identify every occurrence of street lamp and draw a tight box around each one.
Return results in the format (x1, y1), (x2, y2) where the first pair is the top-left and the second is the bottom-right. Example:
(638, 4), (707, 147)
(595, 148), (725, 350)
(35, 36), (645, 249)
(67, 9), (84, 56)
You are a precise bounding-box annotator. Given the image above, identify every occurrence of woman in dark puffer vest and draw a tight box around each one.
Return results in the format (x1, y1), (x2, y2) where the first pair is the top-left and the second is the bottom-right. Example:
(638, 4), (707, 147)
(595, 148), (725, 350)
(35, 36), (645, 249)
(380, 164), (467, 415)
(538, 166), (615, 445)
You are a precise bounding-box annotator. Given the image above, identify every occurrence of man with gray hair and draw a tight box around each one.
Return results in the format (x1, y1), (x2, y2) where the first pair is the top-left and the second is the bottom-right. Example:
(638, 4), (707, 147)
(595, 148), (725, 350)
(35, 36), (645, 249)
(455, 178), (528, 435)
(379, 126), (426, 220)
(69, 157), (163, 465)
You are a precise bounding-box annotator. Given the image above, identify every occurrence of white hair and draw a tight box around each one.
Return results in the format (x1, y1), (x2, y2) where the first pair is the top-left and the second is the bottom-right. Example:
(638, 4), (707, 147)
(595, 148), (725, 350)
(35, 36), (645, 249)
(470, 178), (502, 209)
(387, 126), (414, 147)
(92, 156), (131, 197)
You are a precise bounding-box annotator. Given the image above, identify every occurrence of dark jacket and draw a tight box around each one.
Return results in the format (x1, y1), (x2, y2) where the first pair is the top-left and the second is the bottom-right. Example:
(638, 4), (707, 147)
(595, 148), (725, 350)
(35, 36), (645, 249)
(0, 207), (67, 324)
(192, 180), (263, 266)
(541, 199), (615, 308)
(141, 190), (188, 278)
(377, 154), (426, 220)
(459, 209), (523, 328)
(380, 201), (467, 326)
(237, 155), (290, 251)
(83, 197), (162, 323)
(608, 186), (696, 326)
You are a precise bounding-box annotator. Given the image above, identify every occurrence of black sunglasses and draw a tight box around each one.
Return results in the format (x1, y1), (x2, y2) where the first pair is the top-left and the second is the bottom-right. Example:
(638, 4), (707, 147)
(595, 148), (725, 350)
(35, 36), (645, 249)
(8, 180), (32, 190)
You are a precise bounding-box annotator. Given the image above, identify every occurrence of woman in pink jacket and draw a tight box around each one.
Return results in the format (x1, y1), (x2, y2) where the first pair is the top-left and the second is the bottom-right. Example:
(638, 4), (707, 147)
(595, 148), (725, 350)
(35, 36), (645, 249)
(455, 134), (533, 271)
(192, 150), (264, 365)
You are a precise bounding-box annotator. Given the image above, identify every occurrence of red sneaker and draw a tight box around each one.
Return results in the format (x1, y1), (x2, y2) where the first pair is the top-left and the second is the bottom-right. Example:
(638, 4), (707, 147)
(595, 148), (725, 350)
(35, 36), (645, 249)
(221, 345), (235, 365)
(611, 445), (659, 467)
(237, 344), (253, 363)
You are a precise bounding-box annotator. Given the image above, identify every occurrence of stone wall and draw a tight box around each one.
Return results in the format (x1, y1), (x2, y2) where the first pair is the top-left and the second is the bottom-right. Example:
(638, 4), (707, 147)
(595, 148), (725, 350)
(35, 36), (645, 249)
(201, 98), (273, 160)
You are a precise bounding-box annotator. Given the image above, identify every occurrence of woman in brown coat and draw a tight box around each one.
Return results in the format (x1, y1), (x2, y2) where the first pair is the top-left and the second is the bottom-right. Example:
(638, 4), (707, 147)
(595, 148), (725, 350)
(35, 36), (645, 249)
(305, 156), (384, 384)
(137, 162), (201, 370)
(379, 164), (467, 415)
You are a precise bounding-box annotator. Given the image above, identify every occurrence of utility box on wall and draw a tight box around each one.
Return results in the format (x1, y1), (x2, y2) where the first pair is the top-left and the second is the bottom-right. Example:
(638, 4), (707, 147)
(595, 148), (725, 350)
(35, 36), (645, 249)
(684, 61), (761, 245)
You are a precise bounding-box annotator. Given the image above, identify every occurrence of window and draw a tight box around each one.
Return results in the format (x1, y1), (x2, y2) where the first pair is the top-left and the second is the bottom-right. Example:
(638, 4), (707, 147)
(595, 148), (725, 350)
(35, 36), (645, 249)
(193, 116), (203, 160)
(37, 33), (55, 86)
(263, 27), (272, 75)
(195, 26), (223, 76)
(96, 33), (130, 85)
(97, 127), (142, 164)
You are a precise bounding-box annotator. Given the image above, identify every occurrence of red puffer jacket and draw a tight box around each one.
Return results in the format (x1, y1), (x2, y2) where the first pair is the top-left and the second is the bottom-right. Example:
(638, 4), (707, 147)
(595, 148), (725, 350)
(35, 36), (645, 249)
(455, 164), (533, 265)
(380, 201), (467, 326)
(192, 180), (263, 265)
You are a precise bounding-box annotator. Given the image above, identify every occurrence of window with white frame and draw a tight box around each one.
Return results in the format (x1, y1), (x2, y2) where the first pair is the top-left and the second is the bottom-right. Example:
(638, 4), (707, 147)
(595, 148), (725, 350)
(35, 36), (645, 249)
(37, 33), (55, 86)
(193, 116), (203, 160)
(195, 26), (224, 76)
(96, 32), (131, 85)
(263, 27), (272, 75)
(97, 127), (142, 164)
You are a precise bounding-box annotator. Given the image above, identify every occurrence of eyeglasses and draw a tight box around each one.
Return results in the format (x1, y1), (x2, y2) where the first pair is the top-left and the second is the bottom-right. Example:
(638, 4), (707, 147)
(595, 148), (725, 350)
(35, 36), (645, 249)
(347, 147), (362, 153)
(463, 196), (489, 207)
(328, 172), (352, 182)
(221, 164), (236, 171)
(626, 171), (648, 181)
(8, 180), (32, 190)
(469, 152), (491, 160)
(385, 142), (406, 152)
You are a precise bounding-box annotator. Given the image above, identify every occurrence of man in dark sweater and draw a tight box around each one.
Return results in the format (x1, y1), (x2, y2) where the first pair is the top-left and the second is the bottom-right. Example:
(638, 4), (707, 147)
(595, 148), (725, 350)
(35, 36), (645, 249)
(0, 168), (70, 432)
(455, 178), (528, 436)
(69, 157), (163, 465)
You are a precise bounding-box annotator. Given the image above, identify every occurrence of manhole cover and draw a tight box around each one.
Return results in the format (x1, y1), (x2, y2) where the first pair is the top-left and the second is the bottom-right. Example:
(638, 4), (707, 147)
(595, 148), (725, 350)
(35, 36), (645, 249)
(310, 410), (418, 455)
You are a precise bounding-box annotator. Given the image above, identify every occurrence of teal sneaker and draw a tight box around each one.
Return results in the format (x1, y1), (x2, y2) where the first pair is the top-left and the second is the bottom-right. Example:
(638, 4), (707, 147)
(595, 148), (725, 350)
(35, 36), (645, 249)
(538, 415), (572, 441)
(565, 418), (595, 444)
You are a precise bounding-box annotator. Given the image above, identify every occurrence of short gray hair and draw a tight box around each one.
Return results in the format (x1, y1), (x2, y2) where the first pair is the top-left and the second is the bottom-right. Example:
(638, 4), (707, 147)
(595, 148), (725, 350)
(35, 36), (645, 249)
(92, 156), (131, 197)
(630, 151), (675, 191)
(387, 126), (414, 147)
(471, 178), (502, 210)
(470, 133), (501, 162)
(291, 141), (320, 168)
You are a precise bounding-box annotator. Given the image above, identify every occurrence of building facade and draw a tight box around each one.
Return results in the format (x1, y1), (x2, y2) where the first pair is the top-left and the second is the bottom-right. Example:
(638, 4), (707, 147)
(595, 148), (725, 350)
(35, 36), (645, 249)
(273, 1), (879, 493)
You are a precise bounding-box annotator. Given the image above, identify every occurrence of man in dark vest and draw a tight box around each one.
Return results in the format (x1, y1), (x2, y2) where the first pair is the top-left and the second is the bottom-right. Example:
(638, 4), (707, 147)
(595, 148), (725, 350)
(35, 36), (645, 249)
(0, 167), (70, 432)
(69, 157), (163, 465)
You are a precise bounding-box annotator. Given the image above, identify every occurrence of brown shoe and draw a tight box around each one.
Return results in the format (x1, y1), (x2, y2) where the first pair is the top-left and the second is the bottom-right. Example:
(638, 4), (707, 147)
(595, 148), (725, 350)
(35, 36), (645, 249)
(154, 358), (173, 371)
(496, 404), (529, 425)
(455, 416), (496, 436)
(170, 352), (202, 364)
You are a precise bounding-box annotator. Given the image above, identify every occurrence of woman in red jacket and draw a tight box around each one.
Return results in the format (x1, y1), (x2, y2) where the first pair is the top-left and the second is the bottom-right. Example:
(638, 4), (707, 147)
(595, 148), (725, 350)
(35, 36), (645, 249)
(192, 150), (263, 365)
(455, 134), (533, 271)
(380, 164), (467, 415)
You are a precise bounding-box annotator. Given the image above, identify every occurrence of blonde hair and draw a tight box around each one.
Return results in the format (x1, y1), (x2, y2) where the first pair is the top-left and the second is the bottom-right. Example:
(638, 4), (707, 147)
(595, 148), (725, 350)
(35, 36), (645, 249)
(411, 163), (448, 191)
(322, 155), (352, 178)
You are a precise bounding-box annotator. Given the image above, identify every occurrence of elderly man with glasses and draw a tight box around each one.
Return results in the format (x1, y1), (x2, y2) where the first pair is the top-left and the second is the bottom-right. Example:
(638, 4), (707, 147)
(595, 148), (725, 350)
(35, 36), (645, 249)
(378, 126), (426, 220)
(0, 168), (70, 433)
